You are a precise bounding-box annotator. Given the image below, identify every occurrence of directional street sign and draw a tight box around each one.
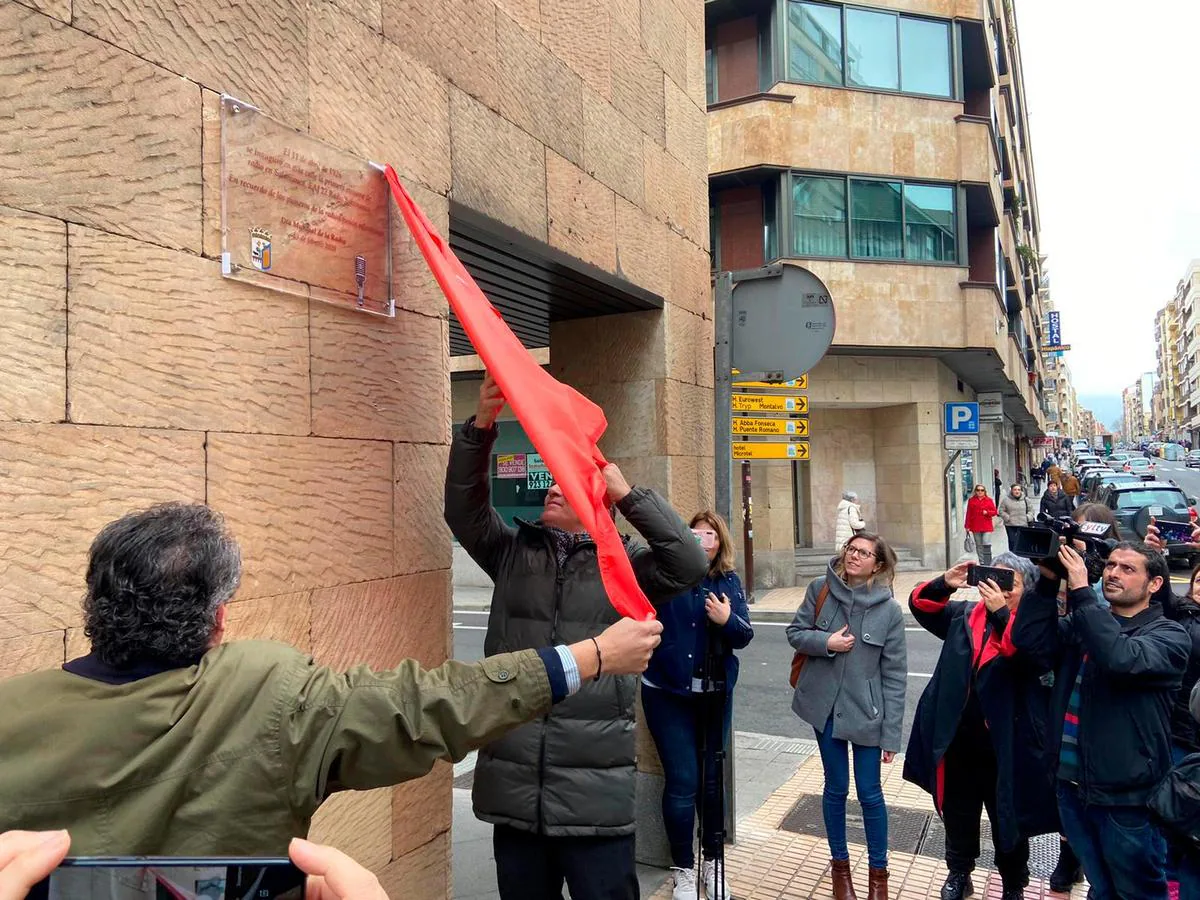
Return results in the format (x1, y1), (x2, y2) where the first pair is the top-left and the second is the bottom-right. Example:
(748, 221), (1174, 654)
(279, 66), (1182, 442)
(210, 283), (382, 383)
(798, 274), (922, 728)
(733, 441), (810, 461)
(732, 416), (809, 437)
(731, 394), (809, 414)
(733, 374), (808, 390)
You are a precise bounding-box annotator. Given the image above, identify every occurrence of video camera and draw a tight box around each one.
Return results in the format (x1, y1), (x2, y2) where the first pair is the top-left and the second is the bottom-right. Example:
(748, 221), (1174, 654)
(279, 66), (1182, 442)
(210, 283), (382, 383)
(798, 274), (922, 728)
(1007, 514), (1118, 583)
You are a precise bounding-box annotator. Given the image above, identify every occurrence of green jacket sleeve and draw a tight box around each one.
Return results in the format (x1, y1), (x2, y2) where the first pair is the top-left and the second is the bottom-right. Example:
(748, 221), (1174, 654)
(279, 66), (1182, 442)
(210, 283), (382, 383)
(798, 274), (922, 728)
(280, 649), (552, 818)
(618, 487), (709, 602)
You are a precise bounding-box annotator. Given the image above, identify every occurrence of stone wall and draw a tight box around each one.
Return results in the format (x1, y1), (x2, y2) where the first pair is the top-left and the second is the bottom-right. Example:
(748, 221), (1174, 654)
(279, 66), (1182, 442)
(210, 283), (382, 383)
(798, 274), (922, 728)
(0, 0), (712, 892)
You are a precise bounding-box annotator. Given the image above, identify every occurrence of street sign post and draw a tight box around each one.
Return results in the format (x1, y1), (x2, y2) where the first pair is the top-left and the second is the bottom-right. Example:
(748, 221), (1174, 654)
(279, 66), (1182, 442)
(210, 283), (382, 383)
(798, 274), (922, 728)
(732, 441), (810, 460)
(732, 417), (809, 437)
(944, 402), (980, 434)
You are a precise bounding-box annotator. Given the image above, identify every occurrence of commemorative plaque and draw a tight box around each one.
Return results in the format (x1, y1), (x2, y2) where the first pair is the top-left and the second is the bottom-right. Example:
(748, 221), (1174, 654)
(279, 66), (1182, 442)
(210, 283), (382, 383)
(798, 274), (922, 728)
(220, 95), (394, 316)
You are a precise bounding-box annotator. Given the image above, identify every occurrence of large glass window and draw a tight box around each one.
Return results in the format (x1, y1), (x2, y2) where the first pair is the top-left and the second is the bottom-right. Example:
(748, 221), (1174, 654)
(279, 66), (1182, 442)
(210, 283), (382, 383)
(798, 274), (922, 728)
(850, 179), (902, 258)
(791, 173), (958, 263)
(785, 3), (954, 98)
(792, 176), (847, 257)
(903, 183), (956, 262)
(900, 17), (951, 96)
(845, 8), (898, 91)
(787, 2), (843, 86)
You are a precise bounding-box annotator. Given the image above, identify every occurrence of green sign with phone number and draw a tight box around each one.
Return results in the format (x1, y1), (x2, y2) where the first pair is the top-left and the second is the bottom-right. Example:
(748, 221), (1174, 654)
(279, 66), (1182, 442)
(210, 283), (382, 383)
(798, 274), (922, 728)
(527, 470), (553, 490)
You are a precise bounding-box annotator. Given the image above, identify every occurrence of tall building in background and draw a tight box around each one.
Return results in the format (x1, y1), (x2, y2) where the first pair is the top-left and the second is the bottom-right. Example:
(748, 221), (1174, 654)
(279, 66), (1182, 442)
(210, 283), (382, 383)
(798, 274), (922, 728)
(1140, 371), (1156, 437)
(1165, 260), (1200, 443)
(1124, 383), (1144, 441)
(706, 0), (1048, 574)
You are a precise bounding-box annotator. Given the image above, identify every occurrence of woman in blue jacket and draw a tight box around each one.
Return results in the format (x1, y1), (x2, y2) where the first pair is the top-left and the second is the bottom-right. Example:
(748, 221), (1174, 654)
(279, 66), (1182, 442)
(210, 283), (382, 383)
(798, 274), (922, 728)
(642, 511), (754, 900)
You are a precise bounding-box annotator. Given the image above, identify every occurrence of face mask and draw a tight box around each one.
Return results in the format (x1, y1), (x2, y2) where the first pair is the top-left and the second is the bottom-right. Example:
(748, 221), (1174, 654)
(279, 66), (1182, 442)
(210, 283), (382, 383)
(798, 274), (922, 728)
(691, 528), (718, 552)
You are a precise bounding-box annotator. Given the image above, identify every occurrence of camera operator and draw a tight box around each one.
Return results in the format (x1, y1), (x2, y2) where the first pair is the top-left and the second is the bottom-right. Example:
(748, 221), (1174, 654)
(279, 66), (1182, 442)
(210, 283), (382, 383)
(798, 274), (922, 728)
(0, 503), (665, 855)
(1011, 539), (1190, 899)
(903, 553), (1056, 900)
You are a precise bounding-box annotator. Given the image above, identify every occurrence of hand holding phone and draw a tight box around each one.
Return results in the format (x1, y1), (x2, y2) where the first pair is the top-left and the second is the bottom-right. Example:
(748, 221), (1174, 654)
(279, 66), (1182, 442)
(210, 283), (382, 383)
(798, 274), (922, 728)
(966, 564), (1015, 592)
(1154, 518), (1195, 544)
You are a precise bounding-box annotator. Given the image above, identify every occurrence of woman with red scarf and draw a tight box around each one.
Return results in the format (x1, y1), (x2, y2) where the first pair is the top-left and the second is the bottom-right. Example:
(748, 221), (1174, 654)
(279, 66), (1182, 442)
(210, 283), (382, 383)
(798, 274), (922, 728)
(965, 484), (999, 565)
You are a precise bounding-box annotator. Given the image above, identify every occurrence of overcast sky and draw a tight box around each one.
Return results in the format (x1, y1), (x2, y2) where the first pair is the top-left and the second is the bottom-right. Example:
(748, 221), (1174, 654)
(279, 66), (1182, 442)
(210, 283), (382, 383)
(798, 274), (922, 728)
(1016, 1), (1200, 402)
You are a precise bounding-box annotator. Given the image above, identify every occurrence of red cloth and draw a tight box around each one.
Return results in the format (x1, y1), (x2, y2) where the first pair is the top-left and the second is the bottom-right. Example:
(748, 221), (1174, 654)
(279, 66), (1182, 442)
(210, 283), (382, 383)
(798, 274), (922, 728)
(383, 166), (654, 621)
(965, 495), (998, 533)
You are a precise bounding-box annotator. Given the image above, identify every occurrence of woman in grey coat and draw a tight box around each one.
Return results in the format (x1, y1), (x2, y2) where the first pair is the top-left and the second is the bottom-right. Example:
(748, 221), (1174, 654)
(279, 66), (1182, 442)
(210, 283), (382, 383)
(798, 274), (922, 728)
(787, 533), (907, 900)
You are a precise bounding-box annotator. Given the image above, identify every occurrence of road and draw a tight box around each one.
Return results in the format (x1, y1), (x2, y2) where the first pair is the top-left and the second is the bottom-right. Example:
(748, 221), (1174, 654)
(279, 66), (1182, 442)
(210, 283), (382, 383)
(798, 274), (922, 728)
(452, 612), (943, 749)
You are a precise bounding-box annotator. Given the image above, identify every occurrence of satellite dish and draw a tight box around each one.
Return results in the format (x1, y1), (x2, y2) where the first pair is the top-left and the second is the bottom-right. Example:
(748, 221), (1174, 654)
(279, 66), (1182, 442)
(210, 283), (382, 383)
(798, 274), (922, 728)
(731, 266), (836, 382)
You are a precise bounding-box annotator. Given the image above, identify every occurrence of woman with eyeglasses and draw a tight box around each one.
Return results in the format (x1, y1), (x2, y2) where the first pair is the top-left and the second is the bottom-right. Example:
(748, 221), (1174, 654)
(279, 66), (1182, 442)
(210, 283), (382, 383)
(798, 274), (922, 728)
(787, 534), (907, 900)
(965, 484), (999, 565)
(641, 511), (754, 900)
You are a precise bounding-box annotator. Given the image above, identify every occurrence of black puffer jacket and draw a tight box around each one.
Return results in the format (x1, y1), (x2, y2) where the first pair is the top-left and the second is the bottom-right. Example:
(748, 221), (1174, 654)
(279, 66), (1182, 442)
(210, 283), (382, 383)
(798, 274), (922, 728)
(1164, 592), (1200, 752)
(1039, 490), (1073, 519)
(445, 419), (708, 836)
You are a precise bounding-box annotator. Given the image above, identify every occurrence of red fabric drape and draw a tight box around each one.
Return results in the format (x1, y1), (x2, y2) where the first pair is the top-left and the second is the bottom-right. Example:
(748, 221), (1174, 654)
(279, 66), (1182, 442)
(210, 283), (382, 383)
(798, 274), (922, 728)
(383, 166), (654, 621)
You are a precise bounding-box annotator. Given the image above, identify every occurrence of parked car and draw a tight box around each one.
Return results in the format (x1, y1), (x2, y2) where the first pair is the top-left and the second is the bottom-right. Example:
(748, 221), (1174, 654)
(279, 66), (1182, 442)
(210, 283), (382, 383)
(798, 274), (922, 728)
(1081, 469), (1118, 498)
(1086, 471), (1141, 500)
(1074, 455), (1103, 472)
(1187, 450), (1200, 469)
(1096, 482), (1199, 567)
(1124, 456), (1157, 481)
(1107, 452), (1131, 465)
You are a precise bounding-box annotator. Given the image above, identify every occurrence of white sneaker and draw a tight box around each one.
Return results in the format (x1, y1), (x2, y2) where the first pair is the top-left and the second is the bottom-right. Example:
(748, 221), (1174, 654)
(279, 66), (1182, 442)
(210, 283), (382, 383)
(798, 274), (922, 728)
(701, 858), (730, 898)
(671, 867), (698, 900)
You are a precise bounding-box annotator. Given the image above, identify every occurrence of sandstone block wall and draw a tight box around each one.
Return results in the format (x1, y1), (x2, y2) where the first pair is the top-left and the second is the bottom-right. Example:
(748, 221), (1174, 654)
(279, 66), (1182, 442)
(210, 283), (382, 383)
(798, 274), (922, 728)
(1, 0), (712, 892)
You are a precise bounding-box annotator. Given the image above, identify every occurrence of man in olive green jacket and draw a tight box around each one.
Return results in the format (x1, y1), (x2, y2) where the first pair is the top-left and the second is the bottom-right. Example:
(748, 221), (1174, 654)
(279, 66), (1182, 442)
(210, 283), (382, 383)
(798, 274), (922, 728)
(0, 503), (662, 856)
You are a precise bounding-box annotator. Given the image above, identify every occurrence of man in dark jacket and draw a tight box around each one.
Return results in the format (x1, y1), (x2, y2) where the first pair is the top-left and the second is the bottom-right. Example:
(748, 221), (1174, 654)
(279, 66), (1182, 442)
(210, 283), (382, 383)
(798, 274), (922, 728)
(903, 553), (1056, 900)
(1038, 480), (1072, 519)
(1012, 541), (1190, 900)
(445, 374), (709, 900)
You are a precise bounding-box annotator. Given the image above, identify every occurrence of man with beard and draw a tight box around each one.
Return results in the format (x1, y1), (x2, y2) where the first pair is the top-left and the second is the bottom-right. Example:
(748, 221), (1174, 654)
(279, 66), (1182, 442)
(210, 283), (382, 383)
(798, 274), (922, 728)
(1012, 541), (1189, 899)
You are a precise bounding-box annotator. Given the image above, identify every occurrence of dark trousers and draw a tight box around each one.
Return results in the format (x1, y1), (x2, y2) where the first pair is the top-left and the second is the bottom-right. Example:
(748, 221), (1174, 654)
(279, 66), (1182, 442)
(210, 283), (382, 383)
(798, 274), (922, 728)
(640, 684), (729, 869)
(941, 726), (1029, 888)
(1057, 782), (1168, 900)
(493, 824), (639, 900)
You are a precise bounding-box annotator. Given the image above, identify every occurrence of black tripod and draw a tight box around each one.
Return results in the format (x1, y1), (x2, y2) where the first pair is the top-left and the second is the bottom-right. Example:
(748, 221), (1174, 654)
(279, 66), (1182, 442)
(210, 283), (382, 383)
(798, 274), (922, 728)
(695, 621), (730, 899)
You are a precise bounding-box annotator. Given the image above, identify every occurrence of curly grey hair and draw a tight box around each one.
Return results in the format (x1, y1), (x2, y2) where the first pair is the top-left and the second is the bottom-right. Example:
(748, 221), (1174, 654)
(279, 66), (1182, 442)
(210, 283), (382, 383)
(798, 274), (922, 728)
(842, 491), (859, 502)
(83, 503), (242, 668)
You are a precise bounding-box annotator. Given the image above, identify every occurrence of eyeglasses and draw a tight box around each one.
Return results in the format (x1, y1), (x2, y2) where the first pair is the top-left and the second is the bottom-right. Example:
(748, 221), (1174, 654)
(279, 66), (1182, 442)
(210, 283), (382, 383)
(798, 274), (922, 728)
(845, 545), (877, 560)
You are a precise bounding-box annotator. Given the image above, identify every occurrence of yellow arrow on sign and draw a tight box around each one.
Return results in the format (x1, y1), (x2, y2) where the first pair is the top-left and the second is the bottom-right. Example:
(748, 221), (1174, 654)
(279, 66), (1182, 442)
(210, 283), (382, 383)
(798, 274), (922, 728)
(732, 441), (810, 460)
(732, 416), (810, 437)
(733, 374), (808, 390)
(731, 394), (809, 414)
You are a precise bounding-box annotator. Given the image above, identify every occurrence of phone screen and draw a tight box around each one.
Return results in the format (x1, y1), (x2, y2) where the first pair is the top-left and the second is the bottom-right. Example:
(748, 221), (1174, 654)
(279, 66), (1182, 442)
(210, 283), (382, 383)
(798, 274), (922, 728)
(30, 859), (304, 900)
(967, 564), (1015, 592)
(1156, 519), (1194, 544)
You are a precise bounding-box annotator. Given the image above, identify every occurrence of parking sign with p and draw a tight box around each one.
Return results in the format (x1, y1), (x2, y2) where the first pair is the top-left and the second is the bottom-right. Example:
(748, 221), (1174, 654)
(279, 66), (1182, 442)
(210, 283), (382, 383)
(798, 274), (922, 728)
(944, 402), (980, 434)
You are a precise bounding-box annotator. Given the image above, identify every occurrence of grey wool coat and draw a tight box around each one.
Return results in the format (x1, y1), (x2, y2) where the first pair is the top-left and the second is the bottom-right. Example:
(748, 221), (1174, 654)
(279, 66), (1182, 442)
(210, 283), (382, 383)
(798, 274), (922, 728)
(786, 562), (908, 751)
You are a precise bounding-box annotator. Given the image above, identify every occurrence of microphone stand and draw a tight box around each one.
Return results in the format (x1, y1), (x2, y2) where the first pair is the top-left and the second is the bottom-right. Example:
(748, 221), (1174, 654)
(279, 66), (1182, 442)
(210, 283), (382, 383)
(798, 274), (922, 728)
(696, 620), (729, 899)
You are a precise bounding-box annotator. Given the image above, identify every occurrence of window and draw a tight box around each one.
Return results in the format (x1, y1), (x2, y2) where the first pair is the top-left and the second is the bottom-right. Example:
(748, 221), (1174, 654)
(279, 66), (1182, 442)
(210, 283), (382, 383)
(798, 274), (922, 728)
(785, 2), (954, 99)
(788, 2), (842, 86)
(705, 47), (716, 104)
(900, 17), (951, 96)
(790, 173), (959, 263)
(845, 8), (898, 91)
(792, 176), (847, 257)
(903, 183), (956, 262)
(850, 179), (902, 257)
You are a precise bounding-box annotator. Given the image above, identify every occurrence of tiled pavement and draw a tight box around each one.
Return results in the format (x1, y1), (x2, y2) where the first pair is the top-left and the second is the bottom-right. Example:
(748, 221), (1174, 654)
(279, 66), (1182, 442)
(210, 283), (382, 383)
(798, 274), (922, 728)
(646, 750), (1090, 900)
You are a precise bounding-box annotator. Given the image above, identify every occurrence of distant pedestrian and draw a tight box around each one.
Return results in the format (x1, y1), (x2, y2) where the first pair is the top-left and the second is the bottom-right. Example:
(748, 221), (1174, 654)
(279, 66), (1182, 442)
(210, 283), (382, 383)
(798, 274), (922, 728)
(998, 484), (1033, 548)
(834, 492), (866, 551)
(787, 534), (907, 900)
(993, 468), (1003, 500)
(1031, 467), (1044, 496)
(1062, 472), (1081, 509)
(965, 485), (999, 565)
(1040, 482), (1072, 520)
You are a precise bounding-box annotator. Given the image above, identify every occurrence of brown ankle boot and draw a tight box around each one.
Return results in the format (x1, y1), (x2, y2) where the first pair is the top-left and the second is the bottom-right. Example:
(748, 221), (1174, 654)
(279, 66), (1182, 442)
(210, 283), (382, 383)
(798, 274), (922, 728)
(867, 867), (888, 900)
(831, 859), (857, 900)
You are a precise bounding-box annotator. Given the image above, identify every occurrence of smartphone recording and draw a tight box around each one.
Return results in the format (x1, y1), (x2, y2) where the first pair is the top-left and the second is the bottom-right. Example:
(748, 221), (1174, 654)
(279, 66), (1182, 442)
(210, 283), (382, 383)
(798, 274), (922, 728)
(966, 564), (1015, 592)
(30, 859), (305, 900)
(1155, 519), (1194, 544)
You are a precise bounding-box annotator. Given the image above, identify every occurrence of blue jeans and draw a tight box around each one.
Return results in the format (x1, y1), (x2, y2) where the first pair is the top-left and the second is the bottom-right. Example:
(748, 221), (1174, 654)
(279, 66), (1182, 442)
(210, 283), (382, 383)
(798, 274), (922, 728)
(813, 717), (888, 869)
(1057, 782), (1167, 900)
(641, 685), (730, 869)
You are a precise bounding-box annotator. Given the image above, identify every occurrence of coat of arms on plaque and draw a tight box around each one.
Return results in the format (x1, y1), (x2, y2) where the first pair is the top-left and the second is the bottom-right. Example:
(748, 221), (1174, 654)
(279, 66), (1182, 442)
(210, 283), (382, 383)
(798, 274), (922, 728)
(249, 226), (272, 271)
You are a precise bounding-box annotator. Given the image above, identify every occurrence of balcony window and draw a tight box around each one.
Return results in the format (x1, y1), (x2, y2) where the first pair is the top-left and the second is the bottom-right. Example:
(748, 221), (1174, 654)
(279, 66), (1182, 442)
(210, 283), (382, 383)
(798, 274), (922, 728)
(785, 2), (954, 99)
(850, 179), (903, 257)
(903, 183), (957, 262)
(792, 175), (848, 257)
(788, 2), (843, 86)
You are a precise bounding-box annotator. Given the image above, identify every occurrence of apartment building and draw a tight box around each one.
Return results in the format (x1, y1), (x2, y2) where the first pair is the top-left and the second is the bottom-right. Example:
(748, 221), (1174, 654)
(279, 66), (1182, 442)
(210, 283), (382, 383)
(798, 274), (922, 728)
(706, 0), (1048, 576)
(1157, 261), (1200, 442)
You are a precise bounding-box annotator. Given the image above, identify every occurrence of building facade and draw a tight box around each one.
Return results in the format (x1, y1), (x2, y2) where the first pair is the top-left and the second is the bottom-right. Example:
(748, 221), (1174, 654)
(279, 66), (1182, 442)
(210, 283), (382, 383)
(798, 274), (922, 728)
(0, 0), (711, 888)
(1158, 261), (1200, 442)
(705, 0), (1048, 577)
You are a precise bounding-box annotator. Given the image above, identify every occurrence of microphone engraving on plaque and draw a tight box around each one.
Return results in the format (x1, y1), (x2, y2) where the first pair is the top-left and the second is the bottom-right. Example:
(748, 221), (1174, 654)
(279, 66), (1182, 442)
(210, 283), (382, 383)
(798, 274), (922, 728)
(355, 255), (366, 307)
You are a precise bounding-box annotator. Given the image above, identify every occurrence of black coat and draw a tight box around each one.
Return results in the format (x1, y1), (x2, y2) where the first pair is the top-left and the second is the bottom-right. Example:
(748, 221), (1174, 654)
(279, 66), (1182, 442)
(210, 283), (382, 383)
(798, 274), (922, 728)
(1039, 490), (1072, 519)
(902, 577), (1059, 851)
(1011, 577), (1191, 805)
(1164, 593), (1200, 752)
